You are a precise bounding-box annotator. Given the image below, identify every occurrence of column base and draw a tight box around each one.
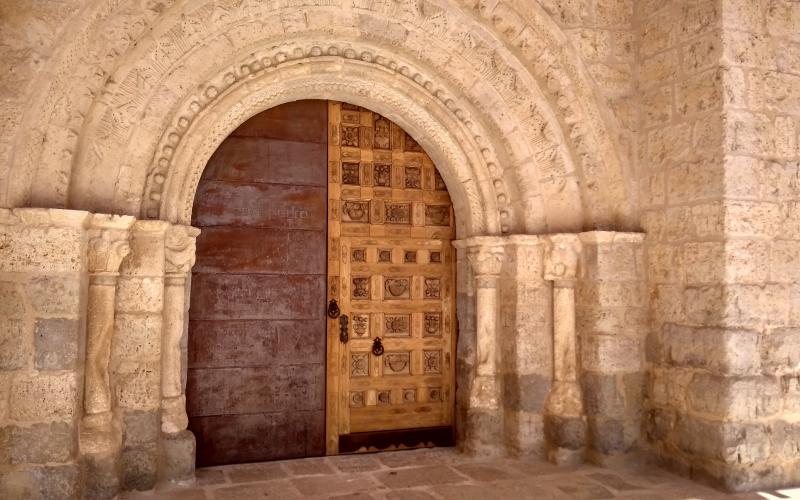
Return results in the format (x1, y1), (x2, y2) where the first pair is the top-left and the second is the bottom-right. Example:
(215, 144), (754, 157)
(159, 430), (196, 483)
(462, 407), (505, 457)
(544, 414), (587, 465)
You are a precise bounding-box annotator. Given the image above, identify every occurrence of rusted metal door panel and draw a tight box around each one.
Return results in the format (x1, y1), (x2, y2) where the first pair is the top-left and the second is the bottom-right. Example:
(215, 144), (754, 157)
(188, 100), (328, 466)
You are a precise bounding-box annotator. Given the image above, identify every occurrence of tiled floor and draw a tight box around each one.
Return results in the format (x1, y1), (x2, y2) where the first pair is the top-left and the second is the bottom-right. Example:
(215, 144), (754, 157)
(122, 448), (797, 500)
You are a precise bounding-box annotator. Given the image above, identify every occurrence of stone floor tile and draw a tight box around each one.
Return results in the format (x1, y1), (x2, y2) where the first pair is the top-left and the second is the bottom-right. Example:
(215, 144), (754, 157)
(328, 493), (376, 500)
(381, 489), (438, 500)
(284, 457), (336, 476)
(453, 462), (524, 482)
(377, 448), (464, 468)
(225, 461), (288, 484)
(329, 454), (385, 473)
(209, 479), (301, 499)
(552, 479), (616, 499)
(374, 465), (468, 489)
(585, 472), (646, 491)
(291, 472), (380, 497)
(193, 468), (228, 486)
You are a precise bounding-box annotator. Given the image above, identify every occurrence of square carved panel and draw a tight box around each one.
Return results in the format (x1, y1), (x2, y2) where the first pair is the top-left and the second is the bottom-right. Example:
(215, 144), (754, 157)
(342, 126), (360, 147)
(430, 251), (441, 263)
(353, 314), (369, 338)
(429, 387), (442, 402)
(424, 278), (441, 299)
(405, 166), (421, 189)
(374, 116), (391, 150)
(384, 314), (411, 337)
(342, 201), (369, 223)
(404, 132), (422, 152)
(352, 248), (366, 262)
(384, 352), (411, 375)
(377, 390), (391, 406)
(403, 388), (416, 403)
(384, 277), (410, 299)
(423, 312), (442, 337)
(352, 277), (370, 300)
(425, 205), (450, 226)
(423, 350), (442, 374)
(374, 163), (391, 187)
(385, 203), (411, 224)
(404, 250), (417, 263)
(350, 391), (365, 407)
(342, 162), (360, 185)
(378, 249), (392, 262)
(351, 353), (369, 377)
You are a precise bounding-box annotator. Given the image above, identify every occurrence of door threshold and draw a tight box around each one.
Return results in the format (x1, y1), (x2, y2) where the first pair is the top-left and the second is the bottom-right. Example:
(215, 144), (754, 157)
(338, 426), (454, 454)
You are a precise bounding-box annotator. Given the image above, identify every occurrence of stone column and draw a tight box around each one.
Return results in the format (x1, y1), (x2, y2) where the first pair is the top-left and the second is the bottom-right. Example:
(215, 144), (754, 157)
(160, 224), (200, 482)
(83, 215), (135, 428)
(461, 237), (505, 456)
(81, 214), (135, 498)
(543, 234), (587, 465)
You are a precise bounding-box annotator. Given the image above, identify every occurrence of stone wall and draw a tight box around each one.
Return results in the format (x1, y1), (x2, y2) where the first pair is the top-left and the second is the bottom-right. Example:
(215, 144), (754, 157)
(0, 209), (89, 499)
(639, 0), (800, 491)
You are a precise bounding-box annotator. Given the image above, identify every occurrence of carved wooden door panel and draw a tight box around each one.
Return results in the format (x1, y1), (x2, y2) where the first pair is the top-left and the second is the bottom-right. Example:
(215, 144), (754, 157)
(188, 101), (328, 466)
(326, 102), (456, 453)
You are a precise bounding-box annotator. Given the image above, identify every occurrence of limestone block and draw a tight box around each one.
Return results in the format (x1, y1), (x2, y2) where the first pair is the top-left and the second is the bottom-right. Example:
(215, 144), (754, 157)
(682, 242), (725, 285)
(123, 410), (159, 447)
(641, 86), (672, 128)
(115, 361), (160, 410)
(119, 221), (170, 277)
(581, 241), (641, 282)
(567, 29), (612, 62)
(0, 225), (85, 274)
(34, 318), (79, 370)
(647, 122), (691, 167)
(121, 444), (158, 491)
(724, 111), (774, 157)
(8, 421), (76, 464)
(687, 373), (782, 420)
(679, 0), (719, 40)
(723, 0), (767, 32)
(503, 372), (550, 413)
(663, 325), (761, 375)
(651, 285), (685, 327)
(639, 14), (674, 58)
(647, 244), (683, 284)
(586, 416), (633, 455)
(724, 240), (770, 284)
(0, 281), (23, 318)
(10, 372), (77, 421)
(683, 31), (723, 75)
(112, 313), (162, 361)
(0, 319), (30, 370)
(723, 30), (775, 70)
(762, 328), (800, 375)
(577, 282), (645, 309)
(673, 415), (770, 464)
(0, 464), (80, 500)
(581, 334), (641, 373)
(646, 407), (675, 442)
(116, 277), (164, 314)
(27, 275), (82, 316)
(581, 372), (624, 417)
(770, 420), (800, 461)
(159, 430), (196, 482)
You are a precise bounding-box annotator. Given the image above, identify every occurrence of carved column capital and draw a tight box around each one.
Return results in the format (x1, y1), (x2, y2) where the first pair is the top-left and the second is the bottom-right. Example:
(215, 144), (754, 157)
(164, 225), (201, 275)
(87, 215), (135, 276)
(543, 234), (582, 282)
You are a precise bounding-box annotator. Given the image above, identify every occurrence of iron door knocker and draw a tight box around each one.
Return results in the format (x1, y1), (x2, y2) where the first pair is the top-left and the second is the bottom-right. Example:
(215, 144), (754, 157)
(339, 314), (349, 344)
(372, 337), (384, 356)
(327, 299), (341, 319)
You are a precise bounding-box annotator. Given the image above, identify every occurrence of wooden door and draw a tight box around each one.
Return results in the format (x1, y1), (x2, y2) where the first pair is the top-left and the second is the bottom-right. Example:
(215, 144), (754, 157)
(326, 102), (456, 453)
(188, 100), (328, 466)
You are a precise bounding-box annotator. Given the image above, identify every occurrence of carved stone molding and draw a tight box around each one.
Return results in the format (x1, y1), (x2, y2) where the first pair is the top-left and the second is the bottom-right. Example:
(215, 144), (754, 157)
(165, 225), (201, 275)
(455, 237), (506, 277)
(543, 234), (582, 282)
(87, 215), (135, 276)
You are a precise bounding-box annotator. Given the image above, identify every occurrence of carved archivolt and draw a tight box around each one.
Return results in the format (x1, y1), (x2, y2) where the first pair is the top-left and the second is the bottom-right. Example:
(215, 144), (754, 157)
(4, 0), (635, 236)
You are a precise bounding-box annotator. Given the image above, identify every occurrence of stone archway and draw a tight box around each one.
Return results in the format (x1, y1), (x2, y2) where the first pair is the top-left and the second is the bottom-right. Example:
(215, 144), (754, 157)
(0, 2), (650, 497)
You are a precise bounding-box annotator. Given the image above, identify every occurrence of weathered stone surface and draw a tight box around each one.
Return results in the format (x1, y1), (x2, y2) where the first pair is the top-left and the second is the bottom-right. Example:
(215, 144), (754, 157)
(160, 430), (196, 482)
(27, 275), (82, 315)
(122, 410), (158, 447)
(0, 319), (29, 370)
(8, 421), (76, 464)
(0, 464), (80, 500)
(121, 444), (158, 491)
(10, 372), (77, 421)
(503, 373), (550, 412)
(34, 318), (79, 370)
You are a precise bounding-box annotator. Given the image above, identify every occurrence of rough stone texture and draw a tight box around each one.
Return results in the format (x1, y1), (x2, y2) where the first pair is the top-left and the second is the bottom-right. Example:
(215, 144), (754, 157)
(1, 0), (799, 497)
